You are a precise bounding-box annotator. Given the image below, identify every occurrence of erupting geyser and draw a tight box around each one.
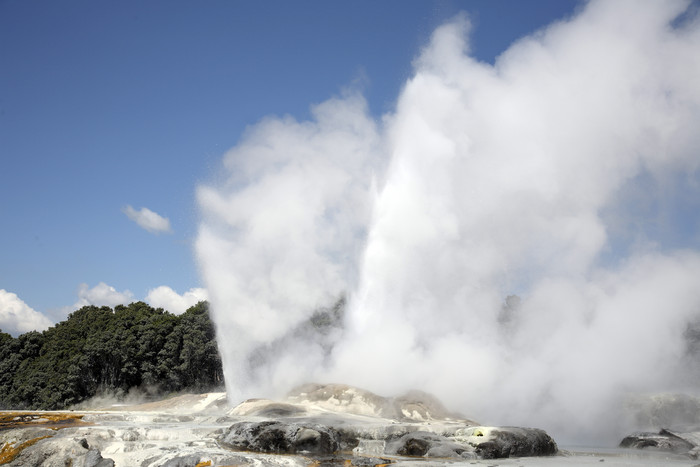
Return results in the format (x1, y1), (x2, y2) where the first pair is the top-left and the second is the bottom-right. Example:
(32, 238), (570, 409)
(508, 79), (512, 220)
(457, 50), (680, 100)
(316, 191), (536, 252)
(196, 0), (700, 444)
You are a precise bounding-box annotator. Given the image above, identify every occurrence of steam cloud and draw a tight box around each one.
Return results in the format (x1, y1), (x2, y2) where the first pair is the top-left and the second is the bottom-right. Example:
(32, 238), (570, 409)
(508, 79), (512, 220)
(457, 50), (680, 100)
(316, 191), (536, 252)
(196, 0), (700, 444)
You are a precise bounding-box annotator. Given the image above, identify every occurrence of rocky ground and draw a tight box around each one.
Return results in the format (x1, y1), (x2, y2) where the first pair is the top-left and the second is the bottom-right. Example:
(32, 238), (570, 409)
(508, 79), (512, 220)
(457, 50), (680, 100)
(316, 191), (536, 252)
(1, 384), (699, 466)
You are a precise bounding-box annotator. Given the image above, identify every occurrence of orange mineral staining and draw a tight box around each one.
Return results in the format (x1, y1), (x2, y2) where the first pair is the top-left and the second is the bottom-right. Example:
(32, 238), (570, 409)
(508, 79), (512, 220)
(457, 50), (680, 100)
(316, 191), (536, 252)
(0, 435), (52, 464)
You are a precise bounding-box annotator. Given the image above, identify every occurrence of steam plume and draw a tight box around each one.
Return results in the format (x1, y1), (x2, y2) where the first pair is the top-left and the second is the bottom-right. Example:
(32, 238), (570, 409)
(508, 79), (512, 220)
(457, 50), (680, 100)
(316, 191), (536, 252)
(197, 0), (700, 444)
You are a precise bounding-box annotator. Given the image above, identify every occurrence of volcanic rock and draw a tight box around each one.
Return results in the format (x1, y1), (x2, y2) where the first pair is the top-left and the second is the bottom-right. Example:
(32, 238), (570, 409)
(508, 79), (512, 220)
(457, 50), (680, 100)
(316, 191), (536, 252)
(219, 420), (341, 454)
(387, 431), (476, 459)
(620, 428), (700, 457)
(621, 431), (688, 452)
(85, 448), (115, 467)
(453, 426), (559, 459)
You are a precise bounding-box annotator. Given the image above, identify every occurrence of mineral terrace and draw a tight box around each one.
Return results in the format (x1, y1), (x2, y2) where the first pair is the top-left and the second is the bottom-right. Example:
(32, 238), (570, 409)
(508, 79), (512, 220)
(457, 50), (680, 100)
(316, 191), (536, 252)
(1, 384), (698, 466)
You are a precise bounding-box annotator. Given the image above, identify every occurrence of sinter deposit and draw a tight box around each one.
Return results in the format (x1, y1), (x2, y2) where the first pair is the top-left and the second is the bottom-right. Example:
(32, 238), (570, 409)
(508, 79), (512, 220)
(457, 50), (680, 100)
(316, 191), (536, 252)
(1, 383), (558, 466)
(4, 384), (700, 466)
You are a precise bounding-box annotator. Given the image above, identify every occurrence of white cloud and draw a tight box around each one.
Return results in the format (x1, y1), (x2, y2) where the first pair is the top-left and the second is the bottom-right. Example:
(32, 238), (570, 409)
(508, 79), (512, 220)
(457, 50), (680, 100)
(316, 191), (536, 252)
(122, 205), (172, 234)
(0, 289), (53, 336)
(73, 282), (134, 309)
(145, 286), (208, 315)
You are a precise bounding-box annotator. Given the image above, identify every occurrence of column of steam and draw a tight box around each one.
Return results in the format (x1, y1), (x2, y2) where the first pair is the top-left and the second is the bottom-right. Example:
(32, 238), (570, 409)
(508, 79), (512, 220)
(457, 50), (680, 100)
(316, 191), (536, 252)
(195, 94), (382, 403)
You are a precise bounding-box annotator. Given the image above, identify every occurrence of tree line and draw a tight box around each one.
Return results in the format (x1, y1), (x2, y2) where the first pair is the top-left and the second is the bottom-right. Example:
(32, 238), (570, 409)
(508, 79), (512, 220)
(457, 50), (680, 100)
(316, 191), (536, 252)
(0, 301), (223, 410)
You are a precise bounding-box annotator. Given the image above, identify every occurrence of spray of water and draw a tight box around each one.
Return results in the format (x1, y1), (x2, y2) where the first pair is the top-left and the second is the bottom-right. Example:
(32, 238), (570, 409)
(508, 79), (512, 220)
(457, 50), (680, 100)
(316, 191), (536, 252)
(196, 0), (700, 444)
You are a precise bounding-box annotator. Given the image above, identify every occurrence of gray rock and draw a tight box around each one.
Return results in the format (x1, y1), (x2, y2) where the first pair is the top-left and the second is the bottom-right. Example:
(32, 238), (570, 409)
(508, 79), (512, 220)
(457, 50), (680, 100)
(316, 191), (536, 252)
(220, 420), (341, 455)
(160, 453), (207, 467)
(85, 448), (115, 467)
(387, 431), (475, 459)
(473, 427), (558, 458)
(620, 429), (696, 453)
(452, 426), (558, 459)
(350, 455), (395, 466)
(6, 435), (92, 467)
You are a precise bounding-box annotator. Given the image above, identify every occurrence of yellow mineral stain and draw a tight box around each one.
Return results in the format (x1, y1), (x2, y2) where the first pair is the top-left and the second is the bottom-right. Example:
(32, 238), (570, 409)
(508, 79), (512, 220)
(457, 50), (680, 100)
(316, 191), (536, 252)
(0, 435), (53, 464)
(194, 461), (212, 467)
(0, 412), (89, 431)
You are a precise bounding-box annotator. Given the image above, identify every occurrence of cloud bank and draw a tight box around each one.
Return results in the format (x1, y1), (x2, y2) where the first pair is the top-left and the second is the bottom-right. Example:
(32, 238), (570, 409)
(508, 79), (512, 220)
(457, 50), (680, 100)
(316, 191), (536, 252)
(197, 0), (700, 444)
(71, 283), (206, 315)
(72, 282), (134, 309)
(122, 205), (172, 234)
(146, 286), (208, 314)
(0, 289), (53, 336)
(3, 283), (207, 336)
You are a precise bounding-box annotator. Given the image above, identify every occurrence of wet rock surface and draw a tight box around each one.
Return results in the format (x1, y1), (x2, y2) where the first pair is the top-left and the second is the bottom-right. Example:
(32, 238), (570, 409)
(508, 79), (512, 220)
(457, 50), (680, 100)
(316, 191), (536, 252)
(471, 427), (558, 459)
(220, 420), (341, 454)
(619, 428), (700, 458)
(0, 384), (562, 466)
(388, 431), (475, 459)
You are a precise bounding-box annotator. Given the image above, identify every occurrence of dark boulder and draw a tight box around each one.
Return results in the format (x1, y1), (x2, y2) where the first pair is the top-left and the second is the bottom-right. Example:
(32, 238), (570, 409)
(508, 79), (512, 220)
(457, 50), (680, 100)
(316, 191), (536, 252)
(219, 420), (340, 455)
(456, 426), (558, 459)
(619, 430), (695, 453)
(388, 431), (474, 459)
(84, 448), (115, 467)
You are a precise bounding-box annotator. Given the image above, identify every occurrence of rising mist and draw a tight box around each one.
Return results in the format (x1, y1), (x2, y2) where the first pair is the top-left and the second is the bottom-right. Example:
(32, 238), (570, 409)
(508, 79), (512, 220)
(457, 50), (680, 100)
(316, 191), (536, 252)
(196, 0), (700, 444)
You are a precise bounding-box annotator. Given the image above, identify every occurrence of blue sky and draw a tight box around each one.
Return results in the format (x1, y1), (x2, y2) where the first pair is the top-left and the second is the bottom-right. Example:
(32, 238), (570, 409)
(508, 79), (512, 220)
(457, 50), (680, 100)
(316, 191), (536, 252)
(2, 0), (586, 333)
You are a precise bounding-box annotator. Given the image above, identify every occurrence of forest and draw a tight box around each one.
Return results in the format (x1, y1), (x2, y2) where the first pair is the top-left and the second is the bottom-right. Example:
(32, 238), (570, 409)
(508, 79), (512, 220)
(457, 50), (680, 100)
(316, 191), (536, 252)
(0, 301), (223, 410)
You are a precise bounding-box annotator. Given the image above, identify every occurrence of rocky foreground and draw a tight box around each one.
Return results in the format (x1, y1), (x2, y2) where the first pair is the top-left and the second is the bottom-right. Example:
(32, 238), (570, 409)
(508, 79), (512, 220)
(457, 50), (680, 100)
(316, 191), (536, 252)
(0, 383), (558, 466)
(1, 384), (698, 466)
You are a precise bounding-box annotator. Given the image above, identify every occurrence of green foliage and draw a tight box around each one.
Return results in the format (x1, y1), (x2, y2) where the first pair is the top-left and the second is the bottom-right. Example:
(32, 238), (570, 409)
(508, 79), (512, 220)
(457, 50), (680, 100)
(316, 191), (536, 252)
(0, 301), (223, 410)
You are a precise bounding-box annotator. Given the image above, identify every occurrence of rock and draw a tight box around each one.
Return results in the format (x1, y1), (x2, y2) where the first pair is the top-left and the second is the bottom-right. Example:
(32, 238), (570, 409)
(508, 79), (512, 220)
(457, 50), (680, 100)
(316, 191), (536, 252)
(219, 420), (341, 455)
(385, 426), (558, 460)
(620, 429), (696, 453)
(350, 455), (395, 466)
(85, 448), (115, 467)
(4, 434), (91, 466)
(619, 393), (700, 458)
(120, 429), (140, 441)
(453, 426), (558, 459)
(159, 453), (207, 467)
(387, 431), (475, 459)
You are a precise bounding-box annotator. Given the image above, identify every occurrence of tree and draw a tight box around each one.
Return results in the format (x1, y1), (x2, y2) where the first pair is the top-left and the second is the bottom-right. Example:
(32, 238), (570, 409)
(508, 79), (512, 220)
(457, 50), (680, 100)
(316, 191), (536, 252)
(0, 301), (224, 409)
